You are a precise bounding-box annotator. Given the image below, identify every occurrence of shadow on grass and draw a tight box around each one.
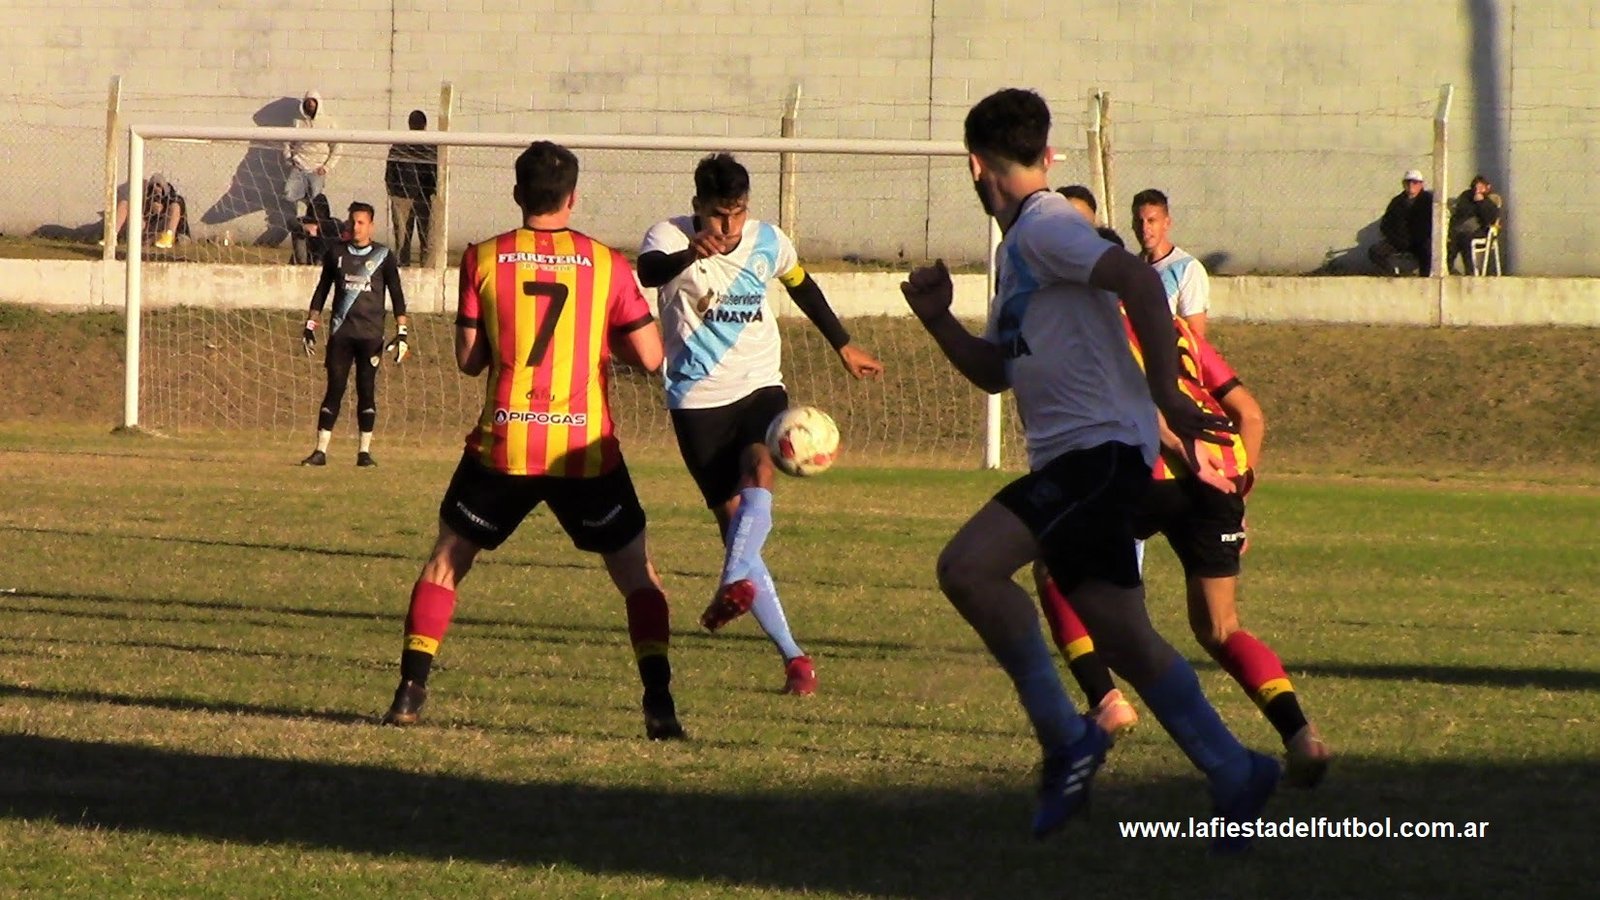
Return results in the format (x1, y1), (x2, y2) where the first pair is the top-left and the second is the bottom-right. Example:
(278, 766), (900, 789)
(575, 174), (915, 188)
(0, 733), (1586, 899)
(1, 588), (977, 660)
(1, 523), (930, 593)
(1295, 660), (1600, 693)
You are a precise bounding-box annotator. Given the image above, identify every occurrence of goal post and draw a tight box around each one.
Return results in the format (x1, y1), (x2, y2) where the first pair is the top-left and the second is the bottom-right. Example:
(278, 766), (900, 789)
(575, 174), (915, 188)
(122, 123), (1022, 468)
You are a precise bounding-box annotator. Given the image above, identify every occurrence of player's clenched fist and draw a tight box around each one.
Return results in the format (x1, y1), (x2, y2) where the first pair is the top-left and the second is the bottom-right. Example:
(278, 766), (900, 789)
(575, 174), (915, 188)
(689, 228), (731, 259)
(901, 258), (954, 323)
(302, 318), (318, 356)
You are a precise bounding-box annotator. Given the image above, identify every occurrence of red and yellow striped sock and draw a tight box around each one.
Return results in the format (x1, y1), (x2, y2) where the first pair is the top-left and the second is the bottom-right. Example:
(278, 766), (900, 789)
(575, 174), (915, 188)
(400, 580), (456, 685)
(1038, 577), (1115, 708)
(1218, 629), (1308, 742)
(625, 587), (671, 690)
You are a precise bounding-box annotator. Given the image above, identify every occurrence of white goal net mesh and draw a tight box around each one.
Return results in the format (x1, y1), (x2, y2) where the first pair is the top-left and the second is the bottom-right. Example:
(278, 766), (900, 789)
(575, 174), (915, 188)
(131, 130), (1083, 467)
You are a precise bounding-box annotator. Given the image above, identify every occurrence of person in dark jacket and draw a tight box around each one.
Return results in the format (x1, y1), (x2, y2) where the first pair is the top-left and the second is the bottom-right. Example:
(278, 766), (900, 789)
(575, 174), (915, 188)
(1447, 174), (1503, 275)
(385, 110), (438, 266)
(1369, 169), (1434, 276)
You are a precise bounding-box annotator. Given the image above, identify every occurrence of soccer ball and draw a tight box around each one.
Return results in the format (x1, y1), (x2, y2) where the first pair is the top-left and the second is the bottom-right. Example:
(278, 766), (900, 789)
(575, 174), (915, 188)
(766, 406), (841, 477)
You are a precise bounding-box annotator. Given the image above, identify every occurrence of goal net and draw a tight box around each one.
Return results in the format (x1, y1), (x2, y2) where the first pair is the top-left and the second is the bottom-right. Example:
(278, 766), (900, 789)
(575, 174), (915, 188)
(125, 126), (1080, 468)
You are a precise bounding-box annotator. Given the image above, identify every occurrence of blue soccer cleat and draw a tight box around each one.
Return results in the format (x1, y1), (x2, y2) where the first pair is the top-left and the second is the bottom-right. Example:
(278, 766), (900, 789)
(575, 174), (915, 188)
(1210, 750), (1282, 855)
(1032, 715), (1110, 838)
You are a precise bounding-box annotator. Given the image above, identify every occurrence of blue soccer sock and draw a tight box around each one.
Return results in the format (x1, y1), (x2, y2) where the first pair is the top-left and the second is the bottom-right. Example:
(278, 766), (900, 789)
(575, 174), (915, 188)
(1138, 657), (1253, 797)
(991, 625), (1087, 754)
(721, 487), (774, 586)
(748, 557), (804, 660)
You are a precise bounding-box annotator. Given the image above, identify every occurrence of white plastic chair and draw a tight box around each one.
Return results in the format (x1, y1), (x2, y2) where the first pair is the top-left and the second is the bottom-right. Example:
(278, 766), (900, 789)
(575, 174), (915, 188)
(1470, 222), (1502, 276)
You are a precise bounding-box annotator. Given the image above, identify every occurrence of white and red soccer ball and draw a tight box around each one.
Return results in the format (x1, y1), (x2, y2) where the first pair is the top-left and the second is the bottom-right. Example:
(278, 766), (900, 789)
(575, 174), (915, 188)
(766, 406), (840, 477)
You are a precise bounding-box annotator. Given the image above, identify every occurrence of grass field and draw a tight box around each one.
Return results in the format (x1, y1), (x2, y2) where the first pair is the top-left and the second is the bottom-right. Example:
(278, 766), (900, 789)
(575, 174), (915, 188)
(1, 423), (1596, 899)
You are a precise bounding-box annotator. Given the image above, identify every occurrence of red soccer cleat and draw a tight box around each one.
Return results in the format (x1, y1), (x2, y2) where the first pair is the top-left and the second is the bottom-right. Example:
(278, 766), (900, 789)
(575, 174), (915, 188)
(699, 579), (757, 632)
(783, 655), (817, 696)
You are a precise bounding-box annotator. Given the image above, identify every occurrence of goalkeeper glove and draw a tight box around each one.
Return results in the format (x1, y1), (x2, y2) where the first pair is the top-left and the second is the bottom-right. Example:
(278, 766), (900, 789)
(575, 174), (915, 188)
(385, 325), (410, 364)
(302, 318), (318, 356)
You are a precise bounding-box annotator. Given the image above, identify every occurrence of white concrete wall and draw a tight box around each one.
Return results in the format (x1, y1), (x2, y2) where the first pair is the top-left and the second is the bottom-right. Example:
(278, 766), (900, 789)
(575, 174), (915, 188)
(6, 259), (1598, 328)
(2, 1), (1595, 273)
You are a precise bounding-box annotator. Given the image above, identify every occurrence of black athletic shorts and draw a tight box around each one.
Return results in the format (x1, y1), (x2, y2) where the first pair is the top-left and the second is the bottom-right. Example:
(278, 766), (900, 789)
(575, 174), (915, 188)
(669, 386), (790, 507)
(994, 442), (1152, 592)
(1132, 477), (1247, 579)
(326, 332), (383, 373)
(438, 453), (646, 554)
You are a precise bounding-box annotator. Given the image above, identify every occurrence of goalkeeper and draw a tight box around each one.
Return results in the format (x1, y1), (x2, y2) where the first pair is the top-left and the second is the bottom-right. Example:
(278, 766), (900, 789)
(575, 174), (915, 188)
(299, 201), (409, 467)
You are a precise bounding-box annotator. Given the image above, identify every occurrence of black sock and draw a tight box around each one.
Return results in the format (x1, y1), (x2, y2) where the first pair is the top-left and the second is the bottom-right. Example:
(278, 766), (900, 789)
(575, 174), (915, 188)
(1068, 651), (1117, 708)
(400, 649), (435, 686)
(638, 654), (672, 696)
(1264, 692), (1310, 744)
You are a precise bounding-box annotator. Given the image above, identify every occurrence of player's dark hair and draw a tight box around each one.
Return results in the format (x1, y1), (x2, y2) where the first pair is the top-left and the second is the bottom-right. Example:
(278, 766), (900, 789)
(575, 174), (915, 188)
(1131, 188), (1170, 213)
(408, 109), (427, 130)
(347, 201), (376, 220)
(1057, 184), (1098, 213)
(1096, 226), (1126, 248)
(515, 141), (580, 215)
(963, 88), (1051, 168)
(693, 153), (750, 204)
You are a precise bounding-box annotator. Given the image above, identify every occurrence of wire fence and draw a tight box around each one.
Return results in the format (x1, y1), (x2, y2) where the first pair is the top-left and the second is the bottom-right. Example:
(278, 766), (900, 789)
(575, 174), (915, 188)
(3, 83), (1598, 276)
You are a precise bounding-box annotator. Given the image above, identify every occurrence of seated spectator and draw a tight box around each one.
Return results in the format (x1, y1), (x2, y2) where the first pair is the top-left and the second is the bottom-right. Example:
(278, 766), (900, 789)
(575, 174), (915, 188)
(108, 174), (188, 249)
(1368, 169), (1434, 276)
(1447, 174), (1503, 275)
(290, 193), (347, 265)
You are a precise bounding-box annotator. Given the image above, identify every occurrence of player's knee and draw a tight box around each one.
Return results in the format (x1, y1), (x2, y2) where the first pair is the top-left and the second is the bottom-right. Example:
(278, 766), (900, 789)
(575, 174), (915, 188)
(935, 542), (986, 600)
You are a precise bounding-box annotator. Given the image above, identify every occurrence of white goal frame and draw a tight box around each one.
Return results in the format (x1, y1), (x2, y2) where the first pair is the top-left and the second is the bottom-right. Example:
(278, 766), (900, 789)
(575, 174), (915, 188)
(124, 124), (1007, 467)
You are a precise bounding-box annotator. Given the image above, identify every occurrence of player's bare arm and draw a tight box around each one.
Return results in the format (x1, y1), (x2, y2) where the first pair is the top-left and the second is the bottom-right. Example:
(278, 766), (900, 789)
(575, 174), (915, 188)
(1217, 383), (1265, 475)
(778, 264), (884, 380)
(612, 315), (664, 373)
(902, 259), (1007, 394)
(1183, 311), (1209, 340)
(454, 323), (489, 376)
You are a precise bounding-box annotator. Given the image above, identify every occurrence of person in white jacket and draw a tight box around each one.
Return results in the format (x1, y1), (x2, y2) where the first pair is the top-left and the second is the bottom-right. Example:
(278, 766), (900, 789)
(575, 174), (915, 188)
(283, 90), (341, 213)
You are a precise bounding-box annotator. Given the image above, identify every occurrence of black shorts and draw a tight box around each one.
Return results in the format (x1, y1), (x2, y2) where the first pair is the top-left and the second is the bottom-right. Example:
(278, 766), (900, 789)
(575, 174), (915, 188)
(669, 386), (790, 507)
(1132, 478), (1247, 579)
(438, 453), (646, 554)
(994, 442), (1152, 592)
(326, 332), (383, 373)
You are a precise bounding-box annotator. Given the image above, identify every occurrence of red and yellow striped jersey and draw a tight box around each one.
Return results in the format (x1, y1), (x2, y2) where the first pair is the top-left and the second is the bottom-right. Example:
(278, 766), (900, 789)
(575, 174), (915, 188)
(457, 227), (653, 477)
(1120, 310), (1250, 481)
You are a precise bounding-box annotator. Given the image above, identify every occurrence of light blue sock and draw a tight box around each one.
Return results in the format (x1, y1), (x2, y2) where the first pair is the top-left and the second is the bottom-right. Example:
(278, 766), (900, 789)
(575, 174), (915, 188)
(1138, 658), (1252, 796)
(992, 625), (1087, 753)
(748, 557), (804, 660)
(721, 487), (774, 585)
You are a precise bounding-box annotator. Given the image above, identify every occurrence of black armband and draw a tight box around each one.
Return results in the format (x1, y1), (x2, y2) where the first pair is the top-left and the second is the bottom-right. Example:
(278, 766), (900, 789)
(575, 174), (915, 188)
(785, 273), (851, 351)
(636, 249), (696, 288)
(611, 313), (656, 335)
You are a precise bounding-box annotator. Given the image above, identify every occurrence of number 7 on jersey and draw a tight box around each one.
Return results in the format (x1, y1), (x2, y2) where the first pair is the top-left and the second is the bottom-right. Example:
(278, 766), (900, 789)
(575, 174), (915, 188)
(521, 281), (570, 367)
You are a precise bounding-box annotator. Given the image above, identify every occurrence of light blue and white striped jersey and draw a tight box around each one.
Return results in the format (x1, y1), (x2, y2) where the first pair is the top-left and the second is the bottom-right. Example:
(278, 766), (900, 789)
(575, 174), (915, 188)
(985, 191), (1159, 471)
(642, 216), (799, 410)
(1149, 245), (1211, 318)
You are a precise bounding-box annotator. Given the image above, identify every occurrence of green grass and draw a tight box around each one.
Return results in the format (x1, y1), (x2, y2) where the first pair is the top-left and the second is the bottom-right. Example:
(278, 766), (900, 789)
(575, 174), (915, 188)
(0, 424), (1595, 898)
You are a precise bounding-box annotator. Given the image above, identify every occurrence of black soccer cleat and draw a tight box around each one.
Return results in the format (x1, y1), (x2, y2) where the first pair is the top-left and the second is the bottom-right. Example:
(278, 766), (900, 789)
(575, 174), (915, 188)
(300, 450), (327, 466)
(356, 452), (377, 467)
(381, 680), (427, 726)
(643, 689), (686, 741)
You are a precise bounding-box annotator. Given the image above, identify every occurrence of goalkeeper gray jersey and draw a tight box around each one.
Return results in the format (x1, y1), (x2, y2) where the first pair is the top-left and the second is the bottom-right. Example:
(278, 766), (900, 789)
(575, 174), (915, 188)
(310, 242), (407, 341)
